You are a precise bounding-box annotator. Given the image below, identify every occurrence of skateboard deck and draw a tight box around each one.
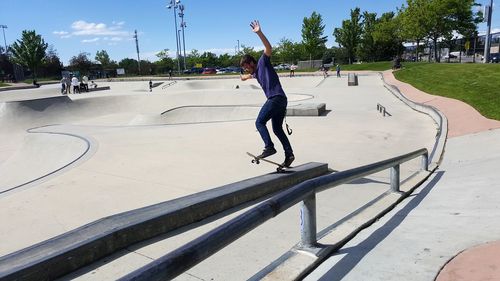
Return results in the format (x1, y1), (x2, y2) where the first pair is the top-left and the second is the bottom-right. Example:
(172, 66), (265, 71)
(246, 152), (285, 172)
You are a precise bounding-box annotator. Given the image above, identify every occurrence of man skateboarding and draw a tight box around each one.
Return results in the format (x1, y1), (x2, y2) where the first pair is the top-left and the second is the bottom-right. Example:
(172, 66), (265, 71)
(240, 20), (295, 168)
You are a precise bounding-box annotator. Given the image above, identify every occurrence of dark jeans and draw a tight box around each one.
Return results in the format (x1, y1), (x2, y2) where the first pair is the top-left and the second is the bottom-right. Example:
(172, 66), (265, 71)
(256, 95), (293, 157)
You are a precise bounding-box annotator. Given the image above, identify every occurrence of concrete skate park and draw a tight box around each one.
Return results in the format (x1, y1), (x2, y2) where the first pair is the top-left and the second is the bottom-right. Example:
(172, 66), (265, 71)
(0, 72), (499, 280)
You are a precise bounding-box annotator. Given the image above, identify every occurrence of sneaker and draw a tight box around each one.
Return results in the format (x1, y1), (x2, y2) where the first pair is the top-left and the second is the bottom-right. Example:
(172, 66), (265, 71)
(282, 155), (295, 167)
(257, 147), (277, 159)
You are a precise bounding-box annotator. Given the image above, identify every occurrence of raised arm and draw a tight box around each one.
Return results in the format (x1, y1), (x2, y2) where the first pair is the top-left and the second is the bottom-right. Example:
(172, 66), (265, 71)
(250, 20), (272, 57)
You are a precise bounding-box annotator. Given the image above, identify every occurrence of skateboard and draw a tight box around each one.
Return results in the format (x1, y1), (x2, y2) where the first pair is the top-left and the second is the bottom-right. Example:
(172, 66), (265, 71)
(246, 152), (285, 172)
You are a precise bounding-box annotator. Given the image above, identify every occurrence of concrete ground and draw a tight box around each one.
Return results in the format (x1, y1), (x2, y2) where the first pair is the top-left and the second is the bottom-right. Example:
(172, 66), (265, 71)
(304, 71), (500, 281)
(0, 70), (478, 280)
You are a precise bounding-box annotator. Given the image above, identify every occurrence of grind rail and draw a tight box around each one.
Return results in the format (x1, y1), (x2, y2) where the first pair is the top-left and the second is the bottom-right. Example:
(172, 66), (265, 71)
(120, 148), (429, 280)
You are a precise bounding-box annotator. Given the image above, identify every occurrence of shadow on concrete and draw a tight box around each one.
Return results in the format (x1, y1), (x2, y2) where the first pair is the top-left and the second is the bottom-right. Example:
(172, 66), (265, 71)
(314, 170), (445, 281)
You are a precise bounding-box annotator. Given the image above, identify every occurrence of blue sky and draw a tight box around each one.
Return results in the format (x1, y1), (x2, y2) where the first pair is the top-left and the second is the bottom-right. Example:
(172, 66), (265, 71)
(1, 0), (498, 65)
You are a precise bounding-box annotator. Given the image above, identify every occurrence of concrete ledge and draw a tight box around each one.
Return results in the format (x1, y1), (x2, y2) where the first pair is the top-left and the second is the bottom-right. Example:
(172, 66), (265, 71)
(348, 73), (358, 86)
(0, 162), (329, 281)
(0, 85), (37, 92)
(287, 103), (326, 116)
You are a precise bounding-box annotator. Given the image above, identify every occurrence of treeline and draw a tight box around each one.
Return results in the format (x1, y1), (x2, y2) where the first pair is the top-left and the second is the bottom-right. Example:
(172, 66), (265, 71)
(0, 0), (483, 80)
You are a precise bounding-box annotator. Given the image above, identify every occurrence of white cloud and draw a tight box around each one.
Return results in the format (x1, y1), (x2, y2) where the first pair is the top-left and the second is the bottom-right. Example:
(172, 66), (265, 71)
(82, 37), (100, 43)
(53, 20), (132, 43)
(71, 20), (130, 36)
(53, 31), (69, 35)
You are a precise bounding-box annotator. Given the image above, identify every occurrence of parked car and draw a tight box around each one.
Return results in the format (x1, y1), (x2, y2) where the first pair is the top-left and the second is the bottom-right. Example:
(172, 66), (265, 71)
(490, 53), (500, 63)
(444, 53), (457, 59)
(202, 68), (217, 74)
(183, 67), (203, 74)
(224, 66), (242, 73)
(273, 63), (291, 71)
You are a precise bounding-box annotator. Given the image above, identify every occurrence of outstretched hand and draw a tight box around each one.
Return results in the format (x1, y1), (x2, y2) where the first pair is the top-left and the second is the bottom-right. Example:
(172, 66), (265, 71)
(250, 20), (261, 33)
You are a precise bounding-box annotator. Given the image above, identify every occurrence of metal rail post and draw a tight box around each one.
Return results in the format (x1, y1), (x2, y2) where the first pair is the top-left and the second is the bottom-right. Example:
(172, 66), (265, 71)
(422, 154), (429, 171)
(300, 193), (317, 247)
(390, 164), (400, 192)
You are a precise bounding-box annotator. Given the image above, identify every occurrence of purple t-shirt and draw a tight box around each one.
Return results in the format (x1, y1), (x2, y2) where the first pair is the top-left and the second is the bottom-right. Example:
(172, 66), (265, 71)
(253, 53), (286, 99)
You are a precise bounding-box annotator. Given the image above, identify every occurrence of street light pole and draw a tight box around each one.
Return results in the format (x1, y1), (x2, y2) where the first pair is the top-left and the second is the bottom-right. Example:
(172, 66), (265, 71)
(0, 25), (7, 54)
(178, 29), (182, 67)
(483, 0), (493, 63)
(178, 4), (187, 71)
(168, 0), (181, 73)
(237, 39), (240, 54)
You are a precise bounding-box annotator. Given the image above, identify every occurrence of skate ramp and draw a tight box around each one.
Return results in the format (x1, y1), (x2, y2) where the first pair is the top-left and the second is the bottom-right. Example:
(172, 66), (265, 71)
(0, 132), (91, 195)
(280, 76), (325, 88)
(172, 79), (262, 91)
(156, 105), (260, 124)
(0, 96), (75, 130)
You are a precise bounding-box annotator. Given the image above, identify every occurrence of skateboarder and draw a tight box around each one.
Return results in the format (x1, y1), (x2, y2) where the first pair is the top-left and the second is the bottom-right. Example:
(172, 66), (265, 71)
(240, 20), (294, 167)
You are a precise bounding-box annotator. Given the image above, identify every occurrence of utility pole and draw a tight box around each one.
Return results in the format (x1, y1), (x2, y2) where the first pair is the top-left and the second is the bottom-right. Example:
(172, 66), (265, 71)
(483, 0), (493, 63)
(134, 30), (141, 74)
(0, 25), (7, 54)
(237, 39), (240, 54)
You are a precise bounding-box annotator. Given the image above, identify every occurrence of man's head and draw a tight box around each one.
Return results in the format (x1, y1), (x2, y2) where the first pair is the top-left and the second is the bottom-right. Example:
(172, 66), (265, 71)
(240, 54), (257, 74)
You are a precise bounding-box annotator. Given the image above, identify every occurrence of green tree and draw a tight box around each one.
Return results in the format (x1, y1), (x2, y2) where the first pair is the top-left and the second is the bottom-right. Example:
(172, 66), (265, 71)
(334, 8), (362, 64)
(186, 49), (200, 68)
(358, 12), (378, 62)
(217, 53), (234, 67)
(274, 38), (303, 64)
(199, 52), (217, 67)
(372, 12), (405, 61)
(301, 12), (328, 60)
(400, 0), (430, 61)
(95, 50), (112, 68)
(10, 30), (48, 81)
(41, 45), (63, 78)
(240, 45), (261, 61)
(69, 52), (92, 74)
(118, 58), (138, 75)
(155, 49), (174, 74)
(423, 0), (476, 62)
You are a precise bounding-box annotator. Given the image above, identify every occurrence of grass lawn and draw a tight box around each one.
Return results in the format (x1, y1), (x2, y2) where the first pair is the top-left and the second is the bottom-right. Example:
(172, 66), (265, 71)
(394, 62), (500, 121)
(339, 61), (393, 71)
(0, 82), (8, 87)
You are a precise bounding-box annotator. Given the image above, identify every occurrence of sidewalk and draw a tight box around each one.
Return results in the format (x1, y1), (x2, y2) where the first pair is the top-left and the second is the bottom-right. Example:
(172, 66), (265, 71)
(305, 71), (500, 281)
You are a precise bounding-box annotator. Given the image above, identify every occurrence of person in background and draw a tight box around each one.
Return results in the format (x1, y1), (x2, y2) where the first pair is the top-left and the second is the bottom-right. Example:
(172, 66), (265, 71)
(65, 76), (72, 94)
(289, 64), (297, 77)
(336, 64), (341, 78)
(61, 77), (68, 94)
(82, 75), (89, 92)
(149, 80), (153, 92)
(71, 75), (80, 94)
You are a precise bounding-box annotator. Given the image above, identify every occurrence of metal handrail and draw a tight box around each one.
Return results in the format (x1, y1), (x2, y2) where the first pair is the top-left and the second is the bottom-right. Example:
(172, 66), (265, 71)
(120, 148), (428, 281)
(377, 103), (392, 117)
(161, 80), (177, 89)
